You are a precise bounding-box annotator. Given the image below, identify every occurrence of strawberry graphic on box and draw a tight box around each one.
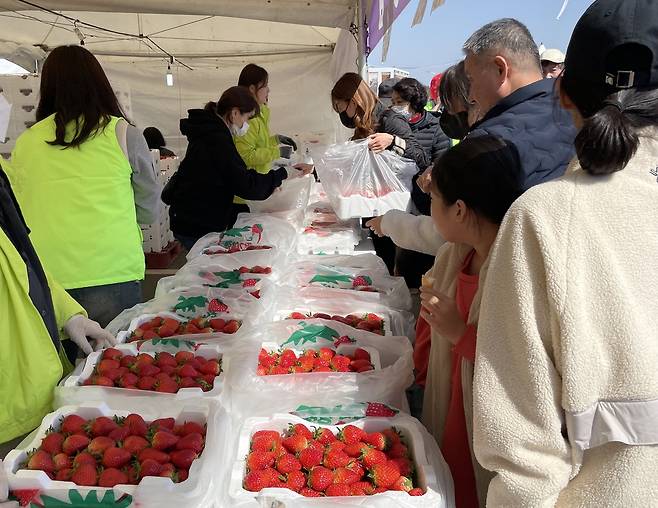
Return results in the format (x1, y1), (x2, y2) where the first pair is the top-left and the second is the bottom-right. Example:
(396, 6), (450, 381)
(251, 223), (264, 243)
(207, 298), (229, 314)
(352, 275), (373, 288)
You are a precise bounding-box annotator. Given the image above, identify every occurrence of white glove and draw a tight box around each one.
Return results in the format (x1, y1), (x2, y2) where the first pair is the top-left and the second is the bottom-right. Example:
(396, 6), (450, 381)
(63, 314), (117, 355)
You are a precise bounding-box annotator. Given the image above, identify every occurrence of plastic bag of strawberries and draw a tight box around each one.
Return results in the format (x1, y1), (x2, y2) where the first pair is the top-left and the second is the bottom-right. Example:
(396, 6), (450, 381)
(221, 319), (414, 416)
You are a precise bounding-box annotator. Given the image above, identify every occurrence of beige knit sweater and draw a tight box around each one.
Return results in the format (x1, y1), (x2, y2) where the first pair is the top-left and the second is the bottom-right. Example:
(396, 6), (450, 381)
(473, 129), (658, 507)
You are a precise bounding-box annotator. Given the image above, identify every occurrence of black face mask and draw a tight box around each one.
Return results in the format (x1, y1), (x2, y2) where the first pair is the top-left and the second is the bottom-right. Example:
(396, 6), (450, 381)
(339, 110), (356, 129)
(440, 111), (470, 140)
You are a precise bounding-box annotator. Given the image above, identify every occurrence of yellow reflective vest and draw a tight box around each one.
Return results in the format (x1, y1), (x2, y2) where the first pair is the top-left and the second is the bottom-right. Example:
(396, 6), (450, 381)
(7, 115), (145, 289)
(233, 104), (280, 204)
(0, 225), (84, 443)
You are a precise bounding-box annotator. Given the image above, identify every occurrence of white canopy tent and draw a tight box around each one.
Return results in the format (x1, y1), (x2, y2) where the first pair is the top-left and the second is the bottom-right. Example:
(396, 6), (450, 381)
(0, 0), (367, 153)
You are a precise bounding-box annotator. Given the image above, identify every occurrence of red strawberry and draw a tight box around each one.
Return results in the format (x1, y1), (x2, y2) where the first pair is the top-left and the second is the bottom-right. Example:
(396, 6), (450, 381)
(349, 359), (372, 371)
(313, 427), (337, 445)
(178, 421), (205, 437)
(87, 436), (115, 456)
(158, 462), (177, 481)
(409, 487), (424, 496)
(177, 364), (199, 378)
(123, 435), (149, 455)
(135, 363), (160, 378)
(102, 447), (131, 468)
(285, 470), (306, 492)
(300, 487), (322, 497)
(61, 414), (87, 435)
(381, 428), (402, 446)
(151, 419), (175, 433)
(98, 467), (128, 487)
(251, 433), (280, 453)
(391, 457), (414, 477)
(365, 403), (397, 417)
(41, 432), (65, 454)
(337, 425), (365, 445)
(258, 349), (277, 368)
(365, 432), (388, 451)
(199, 359), (220, 376)
(155, 377), (179, 393)
(307, 466), (333, 491)
(139, 458), (162, 478)
(53, 453), (72, 471)
(270, 365), (289, 375)
(332, 467), (360, 484)
(11, 490), (40, 506)
(325, 483), (352, 496)
(345, 458), (365, 478)
(26, 450), (55, 473)
(154, 352), (177, 368)
(323, 450), (350, 469)
(138, 448), (170, 464)
(222, 320), (240, 334)
(361, 448), (387, 469)
(90, 417), (119, 437)
(175, 351), (194, 363)
(313, 313), (331, 320)
(368, 461), (401, 488)
(209, 318), (226, 331)
(89, 375), (114, 386)
(208, 298), (229, 313)
(176, 432), (204, 453)
(343, 441), (368, 458)
(97, 359), (120, 376)
(137, 376), (157, 391)
(298, 445), (324, 470)
(387, 442), (408, 459)
(108, 426), (130, 442)
(176, 468), (188, 482)
(71, 463), (97, 486)
(118, 372), (139, 388)
(275, 453), (302, 474)
(353, 348), (371, 362)
(392, 475), (413, 492)
(277, 349), (297, 368)
(243, 470), (271, 492)
(288, 423), (313, 440)
(282, 434), (308, 454)
(170, 449), (197, 469)
(55, 468), (73, 481)
(247, 450), (275, 471)
(62, 434), (90, 455)
(318, 348), (335, 361)
(152, 431), (180, 451)
(330, 355), (351, 371)
(350, 481), (375, 496)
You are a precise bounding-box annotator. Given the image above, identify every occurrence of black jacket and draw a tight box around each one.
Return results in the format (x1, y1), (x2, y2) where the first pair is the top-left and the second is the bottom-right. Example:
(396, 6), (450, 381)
(469, 78), (576, 191)
(410, 111), (450, 165)
(374, 103), (429, 170)
(163, 109), (286, 237)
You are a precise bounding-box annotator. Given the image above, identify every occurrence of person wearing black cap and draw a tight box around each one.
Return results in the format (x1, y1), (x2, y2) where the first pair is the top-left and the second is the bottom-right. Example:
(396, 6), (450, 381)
(377, 77), (401, 108)
(473, 1), (658, 505)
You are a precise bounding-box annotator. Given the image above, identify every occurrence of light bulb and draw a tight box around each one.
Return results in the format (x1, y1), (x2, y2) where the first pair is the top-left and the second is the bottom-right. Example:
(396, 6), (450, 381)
(166, 65), (174, 86)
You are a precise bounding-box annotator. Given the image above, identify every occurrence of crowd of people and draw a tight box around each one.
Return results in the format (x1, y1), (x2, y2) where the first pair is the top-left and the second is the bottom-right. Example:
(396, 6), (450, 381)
(1, 0), (657, 505)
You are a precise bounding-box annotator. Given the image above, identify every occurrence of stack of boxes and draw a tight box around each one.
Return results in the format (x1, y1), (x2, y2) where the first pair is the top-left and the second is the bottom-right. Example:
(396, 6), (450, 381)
(0, 74), (39, 159)
(140, 151), (179, 253)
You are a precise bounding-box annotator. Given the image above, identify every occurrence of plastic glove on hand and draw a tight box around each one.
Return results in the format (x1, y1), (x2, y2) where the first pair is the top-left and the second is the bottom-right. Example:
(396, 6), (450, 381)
(277, 134), (297, 151)
(64, 314), (117, 355)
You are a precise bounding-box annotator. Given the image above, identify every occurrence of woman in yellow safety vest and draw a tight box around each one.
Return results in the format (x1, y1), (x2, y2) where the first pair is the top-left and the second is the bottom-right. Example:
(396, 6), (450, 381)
(7, 46), (160, 361)
(231, 63), (297, 225)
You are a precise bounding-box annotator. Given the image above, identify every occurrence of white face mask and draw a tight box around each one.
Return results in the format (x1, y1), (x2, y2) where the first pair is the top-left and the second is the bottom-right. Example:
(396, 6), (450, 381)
(391, 104), (412, 120)
(230, 121), (249, 137)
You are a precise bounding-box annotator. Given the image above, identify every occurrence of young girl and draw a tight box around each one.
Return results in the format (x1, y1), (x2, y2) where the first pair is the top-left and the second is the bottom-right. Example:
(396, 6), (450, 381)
(420, 135), (522, 507)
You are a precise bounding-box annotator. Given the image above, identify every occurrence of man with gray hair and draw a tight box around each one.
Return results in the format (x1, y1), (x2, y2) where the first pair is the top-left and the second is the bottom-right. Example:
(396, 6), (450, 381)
(463, 18), (576, 189)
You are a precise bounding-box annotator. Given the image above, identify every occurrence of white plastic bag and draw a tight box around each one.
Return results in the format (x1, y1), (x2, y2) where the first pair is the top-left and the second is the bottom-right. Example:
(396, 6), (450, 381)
(222, 319), (414, 416)
(247, 173), (313, 213)
(314, 139), (419, 219)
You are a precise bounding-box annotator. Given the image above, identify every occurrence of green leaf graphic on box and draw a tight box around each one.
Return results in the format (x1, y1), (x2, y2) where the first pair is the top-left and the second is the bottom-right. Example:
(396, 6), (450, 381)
(36, 490), (132, 507)
(282, 323), (339, 346)
(309, 274), (353, 286)
(223, 226), (251, 238)
(174, 295), (208, 313)
(211, 270), (242, 287)
(149, 338), (195, 350)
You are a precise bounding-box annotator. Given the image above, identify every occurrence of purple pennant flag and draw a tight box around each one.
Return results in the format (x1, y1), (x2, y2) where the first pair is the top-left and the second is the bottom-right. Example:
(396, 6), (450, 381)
(366, 0), (413, 52)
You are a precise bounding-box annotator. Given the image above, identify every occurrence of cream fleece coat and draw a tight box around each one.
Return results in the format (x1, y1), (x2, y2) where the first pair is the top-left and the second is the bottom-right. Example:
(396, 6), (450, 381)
(473, 129), (658, 507)
(381, 211), (492, 505)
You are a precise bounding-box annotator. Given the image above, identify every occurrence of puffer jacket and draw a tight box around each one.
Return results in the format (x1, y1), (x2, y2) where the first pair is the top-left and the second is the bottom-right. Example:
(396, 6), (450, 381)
(410, 110), (450, 165)
(468, 78), (576, 190)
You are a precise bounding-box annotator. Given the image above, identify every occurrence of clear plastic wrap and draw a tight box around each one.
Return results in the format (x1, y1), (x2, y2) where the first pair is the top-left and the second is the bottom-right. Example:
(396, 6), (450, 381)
(313, 139), (419, 220)
(247, 173), (313, 213)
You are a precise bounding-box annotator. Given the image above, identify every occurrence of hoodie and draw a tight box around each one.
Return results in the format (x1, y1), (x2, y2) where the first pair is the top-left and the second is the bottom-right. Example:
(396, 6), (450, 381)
(162, 109), (286, 238)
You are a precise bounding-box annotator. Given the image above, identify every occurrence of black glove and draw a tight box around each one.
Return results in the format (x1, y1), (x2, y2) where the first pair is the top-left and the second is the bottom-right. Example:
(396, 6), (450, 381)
(277, 134), (297, 151)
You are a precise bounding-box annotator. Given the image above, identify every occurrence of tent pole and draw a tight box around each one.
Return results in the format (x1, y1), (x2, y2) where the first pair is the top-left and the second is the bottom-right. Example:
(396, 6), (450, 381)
(356, 0), (368, 79)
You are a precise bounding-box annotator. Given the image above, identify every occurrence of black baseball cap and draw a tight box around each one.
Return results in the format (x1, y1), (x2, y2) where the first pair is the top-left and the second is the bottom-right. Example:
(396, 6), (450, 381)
(378, 77), (400, 106)
(564, 0), (658, 90)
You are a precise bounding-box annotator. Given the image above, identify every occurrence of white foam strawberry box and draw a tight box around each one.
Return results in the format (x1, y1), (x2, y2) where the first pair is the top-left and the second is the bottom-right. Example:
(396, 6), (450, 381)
(4, 402), (216, 502)
(61, 342), (224, 401)
(330, 190), (411, 220)
(273, 307), (393, 336)
(116, 311), (245, 345)
(259, 342), (382, 374)
(228, 412), (447, 507)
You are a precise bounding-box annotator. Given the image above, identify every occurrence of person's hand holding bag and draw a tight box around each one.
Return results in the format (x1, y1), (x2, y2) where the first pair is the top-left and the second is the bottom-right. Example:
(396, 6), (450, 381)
(367, 133), (394, 153)
(64, 315), (117, 355)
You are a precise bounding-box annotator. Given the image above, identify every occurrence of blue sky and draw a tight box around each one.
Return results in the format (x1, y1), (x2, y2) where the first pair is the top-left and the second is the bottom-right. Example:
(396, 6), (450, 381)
(370, 0), (596, 84)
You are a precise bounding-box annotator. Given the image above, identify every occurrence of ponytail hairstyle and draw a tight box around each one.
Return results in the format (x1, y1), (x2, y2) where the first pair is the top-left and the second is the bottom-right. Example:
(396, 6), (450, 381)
(431, 135), (523, 225)
(206, 86), (260, 118)
(331, 73), (379, 140)
(560, 43), (658, 175)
